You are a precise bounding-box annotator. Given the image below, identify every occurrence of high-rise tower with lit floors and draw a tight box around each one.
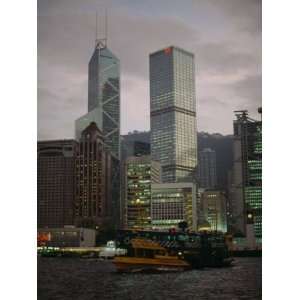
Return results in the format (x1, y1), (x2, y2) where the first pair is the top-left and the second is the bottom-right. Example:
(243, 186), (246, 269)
(150, 46), (197, 183)
(229, 109), (262, 240)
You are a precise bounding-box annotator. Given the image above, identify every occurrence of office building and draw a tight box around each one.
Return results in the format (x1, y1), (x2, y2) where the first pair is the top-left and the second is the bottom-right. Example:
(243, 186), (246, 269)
(196, 187), (206, 230)
(76, 39), (120, 159)
(198, 190), (227, 233)
(229, 110), (262, 238)
(74, 122), (115, 229)
(122, 131), (235, 189)
(37, 140), (77, 228)
(120, 139), (151, 228)
(121, 140), (150, 161)
(198, 148), (217, 188)
(111, 154), (121, 229)
(124, 156), (161, 229)
(151, 182), (197, 230)
(150, 46), (197, 183)
(197, 132), (234, 190)
(133, 141), (150, 157)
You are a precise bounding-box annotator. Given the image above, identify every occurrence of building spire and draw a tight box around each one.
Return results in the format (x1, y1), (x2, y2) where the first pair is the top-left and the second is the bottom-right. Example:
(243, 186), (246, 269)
(96, 12), (98, 41)
(105, 8), (108, 46)
(95, 10), (107, 49)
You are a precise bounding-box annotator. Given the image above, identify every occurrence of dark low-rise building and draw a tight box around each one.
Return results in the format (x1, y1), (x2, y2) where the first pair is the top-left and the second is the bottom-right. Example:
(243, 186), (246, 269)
(37, 227), (96, 247)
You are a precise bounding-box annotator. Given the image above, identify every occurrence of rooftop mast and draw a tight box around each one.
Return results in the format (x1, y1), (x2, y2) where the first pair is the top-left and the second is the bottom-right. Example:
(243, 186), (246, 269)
(95, 12), (98, 41)
(95, 11), (107, 49)
(105, 8), (108, 46)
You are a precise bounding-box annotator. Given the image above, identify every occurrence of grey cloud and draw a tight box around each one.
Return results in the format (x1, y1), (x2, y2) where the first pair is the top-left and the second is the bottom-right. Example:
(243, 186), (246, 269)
(231, 74), (262, 103)
(38, 0), (261, 139)
(196, 42), (260, 75)
(38, 13), (199, 79)
(207, 0), (261, 35)
(199, 97), (228, 108)
(197, 99), (235, 134)
(121, 76), (150, 133)
(37, 68), (87, 140)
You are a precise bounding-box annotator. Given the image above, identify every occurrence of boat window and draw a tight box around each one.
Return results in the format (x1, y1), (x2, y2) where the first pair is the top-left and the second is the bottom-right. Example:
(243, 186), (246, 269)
(178, 235), (188, 241)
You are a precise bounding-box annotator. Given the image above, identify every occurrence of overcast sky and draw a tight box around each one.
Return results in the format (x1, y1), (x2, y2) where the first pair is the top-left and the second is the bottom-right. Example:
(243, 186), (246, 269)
(38, 0), (261, 140)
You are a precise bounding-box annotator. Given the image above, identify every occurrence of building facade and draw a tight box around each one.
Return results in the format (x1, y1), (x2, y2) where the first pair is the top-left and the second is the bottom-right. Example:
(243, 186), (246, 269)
(198, 190), (227, 233)
(37, 140), (77, 228)
(74, 122), (115, 229)
(133, 141), (150, 157)
(120, 139), (151, 228)
(124, 156), (161, 229)
(37, 227), (96, 248)
(151, 182), (197, 231)
(198, 148), (217, 189)
(150, 46), (197, 183)
(76, 40), (120, 159)
(229, 110), (262, 238)
(121, 140), (150, 161)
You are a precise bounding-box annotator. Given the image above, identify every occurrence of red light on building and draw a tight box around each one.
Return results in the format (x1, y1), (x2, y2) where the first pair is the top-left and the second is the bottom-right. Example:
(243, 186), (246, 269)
(164, 47), (172, 55)
(37, 232), (51, 244)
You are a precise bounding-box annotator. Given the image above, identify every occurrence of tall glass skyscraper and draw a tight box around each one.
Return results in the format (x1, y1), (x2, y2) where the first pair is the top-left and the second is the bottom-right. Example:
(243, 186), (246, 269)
(76, 40), (120, 159)
(150, 46), (197, 183)
(230, 110), (262, 239)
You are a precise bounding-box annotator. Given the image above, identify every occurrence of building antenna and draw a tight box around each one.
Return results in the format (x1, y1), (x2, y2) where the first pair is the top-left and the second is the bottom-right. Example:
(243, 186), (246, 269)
(95, 10), (107, 49)
(105, 8), (108, 46)
(95, 12), (98, 41)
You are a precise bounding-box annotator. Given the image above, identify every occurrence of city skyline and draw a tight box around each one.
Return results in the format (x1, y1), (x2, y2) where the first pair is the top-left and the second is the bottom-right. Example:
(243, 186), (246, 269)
(36, 2), (263, 297)
(38, 0), (261, 140)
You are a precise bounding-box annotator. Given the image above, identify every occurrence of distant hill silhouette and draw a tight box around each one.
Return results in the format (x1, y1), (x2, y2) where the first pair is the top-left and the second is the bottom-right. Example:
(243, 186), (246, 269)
(121, 131), (233, 189)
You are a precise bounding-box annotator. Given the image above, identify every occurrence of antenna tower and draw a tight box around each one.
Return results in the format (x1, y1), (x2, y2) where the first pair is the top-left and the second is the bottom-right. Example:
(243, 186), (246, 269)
(95, 10), (107, 49)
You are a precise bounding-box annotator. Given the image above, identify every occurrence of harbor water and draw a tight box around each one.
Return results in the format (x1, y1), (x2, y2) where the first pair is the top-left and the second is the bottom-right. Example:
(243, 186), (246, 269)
(38, 257), (261, 300)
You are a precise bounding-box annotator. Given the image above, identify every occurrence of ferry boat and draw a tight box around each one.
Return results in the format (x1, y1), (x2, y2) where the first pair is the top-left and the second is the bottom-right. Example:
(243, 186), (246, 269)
(113, 238), (190, 272)
(115, 229), (233, 269)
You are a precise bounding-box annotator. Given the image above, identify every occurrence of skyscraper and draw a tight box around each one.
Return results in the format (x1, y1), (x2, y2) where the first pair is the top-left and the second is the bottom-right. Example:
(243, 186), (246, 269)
(198, 148), (217, 188)
(150, 46), (197, 183)
(76, 39), (120, 159)
(74, 122), (114, 229)
(229, 110), (262, 239)
(37, 140), (77, 228)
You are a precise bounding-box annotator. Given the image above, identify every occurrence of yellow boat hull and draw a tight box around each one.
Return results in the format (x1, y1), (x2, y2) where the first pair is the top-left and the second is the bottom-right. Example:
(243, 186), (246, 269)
(113, 256), (190, 272)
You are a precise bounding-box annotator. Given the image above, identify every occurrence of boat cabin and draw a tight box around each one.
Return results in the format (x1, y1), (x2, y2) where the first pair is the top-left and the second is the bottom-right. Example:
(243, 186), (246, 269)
(128, 238), (167, 258)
